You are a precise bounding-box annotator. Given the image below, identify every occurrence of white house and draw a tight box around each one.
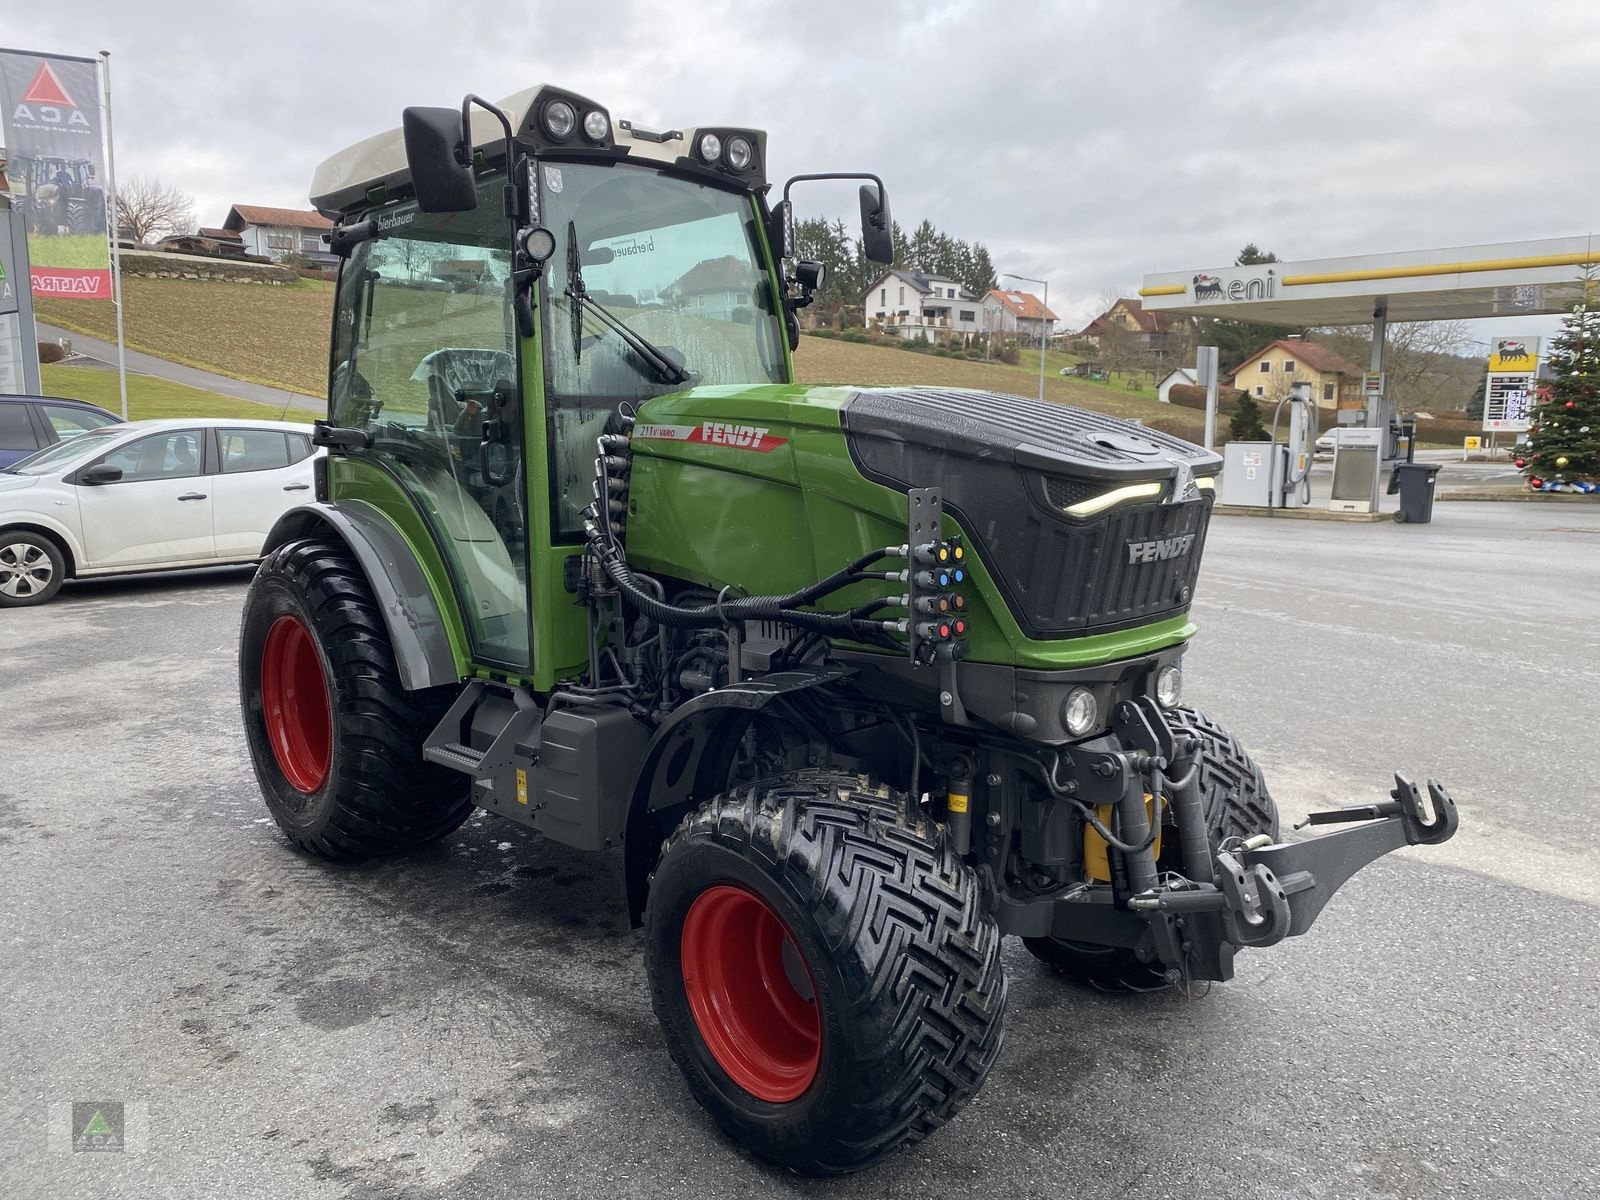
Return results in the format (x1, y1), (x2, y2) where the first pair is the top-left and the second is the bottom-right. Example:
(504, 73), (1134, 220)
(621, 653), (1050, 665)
(982, 288), (1057, 341)
(222, 204), (336, 266)
(862, 268), (984, 341)
(1157, 367), (1198, 404)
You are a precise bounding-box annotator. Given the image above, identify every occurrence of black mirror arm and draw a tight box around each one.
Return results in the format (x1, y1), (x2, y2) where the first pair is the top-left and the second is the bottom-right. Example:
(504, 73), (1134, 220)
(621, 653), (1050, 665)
(781, 171), (888, 216)
(458, 94), (526, 226)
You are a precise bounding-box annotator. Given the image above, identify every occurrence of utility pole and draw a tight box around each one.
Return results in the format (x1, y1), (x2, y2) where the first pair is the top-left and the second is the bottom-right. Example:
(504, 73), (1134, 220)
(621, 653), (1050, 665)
(1001, 271), (1049, 403)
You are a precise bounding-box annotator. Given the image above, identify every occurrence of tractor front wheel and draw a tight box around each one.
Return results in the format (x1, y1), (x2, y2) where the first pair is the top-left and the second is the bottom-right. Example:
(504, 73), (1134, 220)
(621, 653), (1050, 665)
(1024, 704), (1280, 990)
(239, 538), (472, 858)
(644, 770), (1006, 1175)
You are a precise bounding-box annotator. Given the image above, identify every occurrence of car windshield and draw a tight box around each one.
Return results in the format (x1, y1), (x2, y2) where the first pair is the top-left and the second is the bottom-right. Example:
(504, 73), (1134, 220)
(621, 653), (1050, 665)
(6, 425), (125, 475)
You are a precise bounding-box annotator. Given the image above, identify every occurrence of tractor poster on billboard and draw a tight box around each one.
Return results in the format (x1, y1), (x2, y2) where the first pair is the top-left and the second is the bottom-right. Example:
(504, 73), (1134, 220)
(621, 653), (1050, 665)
(0, 49), (110, 300)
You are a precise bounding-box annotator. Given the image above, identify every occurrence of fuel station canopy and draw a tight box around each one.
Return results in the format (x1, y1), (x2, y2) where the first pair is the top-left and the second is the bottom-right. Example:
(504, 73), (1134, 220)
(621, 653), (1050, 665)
(1138, 234), (1599, 326)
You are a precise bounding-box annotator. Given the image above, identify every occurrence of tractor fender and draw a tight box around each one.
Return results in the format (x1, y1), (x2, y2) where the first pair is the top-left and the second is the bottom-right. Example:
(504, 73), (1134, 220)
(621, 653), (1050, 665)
(622, 665), (852, 925)
(262, 501), (459, 692)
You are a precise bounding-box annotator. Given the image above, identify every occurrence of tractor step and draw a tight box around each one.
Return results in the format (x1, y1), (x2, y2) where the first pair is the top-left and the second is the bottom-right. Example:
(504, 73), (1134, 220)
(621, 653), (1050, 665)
(422, 680), (542, 779)
(424, 740), (486, 773)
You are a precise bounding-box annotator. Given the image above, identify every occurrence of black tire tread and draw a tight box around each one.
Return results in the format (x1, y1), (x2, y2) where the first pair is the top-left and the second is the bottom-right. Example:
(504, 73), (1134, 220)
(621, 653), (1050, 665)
(241, 538), (472, 859)
(646, 769), (1006, 1175)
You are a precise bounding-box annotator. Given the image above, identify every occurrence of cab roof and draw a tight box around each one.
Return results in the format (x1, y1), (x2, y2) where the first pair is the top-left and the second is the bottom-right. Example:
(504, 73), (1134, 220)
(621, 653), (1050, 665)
(309, 84), (768, 217)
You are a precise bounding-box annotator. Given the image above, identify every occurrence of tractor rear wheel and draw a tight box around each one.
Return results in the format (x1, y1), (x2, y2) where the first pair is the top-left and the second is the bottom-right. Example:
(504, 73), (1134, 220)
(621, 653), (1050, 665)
(1024, 705), (1279, 990)
(240, 538), (472, 858)
(644, 770), (1006, 1175)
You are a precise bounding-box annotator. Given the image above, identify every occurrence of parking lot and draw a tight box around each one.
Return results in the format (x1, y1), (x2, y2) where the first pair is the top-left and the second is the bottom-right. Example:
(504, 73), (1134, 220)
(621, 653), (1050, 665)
(3, 500), (1598, 1200)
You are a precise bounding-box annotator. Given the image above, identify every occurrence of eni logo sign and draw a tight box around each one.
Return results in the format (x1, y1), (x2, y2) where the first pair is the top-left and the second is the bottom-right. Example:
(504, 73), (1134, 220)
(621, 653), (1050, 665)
(1192, 269), (1277, 302)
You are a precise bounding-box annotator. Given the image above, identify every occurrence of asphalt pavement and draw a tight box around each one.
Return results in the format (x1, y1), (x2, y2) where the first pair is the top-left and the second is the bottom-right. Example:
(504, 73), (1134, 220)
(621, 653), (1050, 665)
(37, 323), (321, 414)
(2, 501), (1597, 1199)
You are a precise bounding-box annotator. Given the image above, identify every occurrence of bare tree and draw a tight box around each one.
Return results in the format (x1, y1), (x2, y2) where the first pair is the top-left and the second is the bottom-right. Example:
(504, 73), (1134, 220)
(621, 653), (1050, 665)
(1315, 321), (1477, 412)
(116, 175), (196, 243)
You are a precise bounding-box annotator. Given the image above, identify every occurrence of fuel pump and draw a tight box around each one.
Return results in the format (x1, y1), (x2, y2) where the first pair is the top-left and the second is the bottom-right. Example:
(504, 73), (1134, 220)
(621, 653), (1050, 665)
(1266, 380), (1317, 512)
(1219, 380), (1318, 509)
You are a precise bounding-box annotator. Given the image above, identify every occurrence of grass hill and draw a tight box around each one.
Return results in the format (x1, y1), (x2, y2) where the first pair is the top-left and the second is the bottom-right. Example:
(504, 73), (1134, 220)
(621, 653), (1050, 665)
(39, 277), (335, 397)
(37, 276), (1201, 438)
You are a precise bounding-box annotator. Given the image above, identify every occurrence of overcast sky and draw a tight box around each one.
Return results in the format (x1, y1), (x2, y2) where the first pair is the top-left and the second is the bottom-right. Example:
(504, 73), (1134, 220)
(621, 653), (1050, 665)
(9, 0), (1600, 343)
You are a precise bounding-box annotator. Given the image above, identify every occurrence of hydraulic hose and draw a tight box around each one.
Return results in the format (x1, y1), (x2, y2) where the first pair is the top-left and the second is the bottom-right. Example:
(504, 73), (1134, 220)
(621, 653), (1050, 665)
(583, 517), (897, 641)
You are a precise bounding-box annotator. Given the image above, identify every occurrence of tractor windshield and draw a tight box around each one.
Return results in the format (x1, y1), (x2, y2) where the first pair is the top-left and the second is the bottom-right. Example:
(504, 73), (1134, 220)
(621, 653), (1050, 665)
(537, 161), (786, 537)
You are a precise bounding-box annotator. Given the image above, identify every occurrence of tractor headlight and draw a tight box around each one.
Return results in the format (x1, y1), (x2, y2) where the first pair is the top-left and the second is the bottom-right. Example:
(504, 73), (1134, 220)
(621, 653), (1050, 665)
(725, 135), (754, 171)
(521, 225), (557, 263)
(696, 131), (722, 164)
(1155, 664), (1183, 708)
(582, 109), (611, 143)
(542, 99), (577, 140)
(1062, 687), (1098, 738)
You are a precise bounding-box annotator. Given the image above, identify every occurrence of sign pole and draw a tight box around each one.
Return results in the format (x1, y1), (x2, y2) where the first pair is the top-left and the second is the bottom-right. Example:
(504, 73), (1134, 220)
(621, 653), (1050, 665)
(0, 190), (44, 393)
(98, 49), (128, 420)
(1197, 345), (1219, 450)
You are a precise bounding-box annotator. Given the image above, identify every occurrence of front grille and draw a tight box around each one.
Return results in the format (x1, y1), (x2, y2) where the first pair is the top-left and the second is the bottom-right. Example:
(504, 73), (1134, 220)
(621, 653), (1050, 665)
(965, 496), (1209, 636)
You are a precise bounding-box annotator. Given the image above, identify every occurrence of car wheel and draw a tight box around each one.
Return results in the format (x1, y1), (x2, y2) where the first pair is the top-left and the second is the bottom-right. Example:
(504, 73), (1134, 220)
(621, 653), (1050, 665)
(0, 530), (67, 607)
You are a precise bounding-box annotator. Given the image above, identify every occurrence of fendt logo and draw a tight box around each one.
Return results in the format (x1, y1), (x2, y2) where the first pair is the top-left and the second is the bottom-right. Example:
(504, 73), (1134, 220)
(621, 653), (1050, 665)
(1126, 534), (1195, 565)
(700, 421), (776, 450)
(630, 422), (789, 453)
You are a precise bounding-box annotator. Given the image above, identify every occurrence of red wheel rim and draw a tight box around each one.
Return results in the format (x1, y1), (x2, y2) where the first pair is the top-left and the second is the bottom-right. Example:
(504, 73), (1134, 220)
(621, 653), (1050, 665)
(680, 884), (821, 1102)
(260, 614), (332, 793)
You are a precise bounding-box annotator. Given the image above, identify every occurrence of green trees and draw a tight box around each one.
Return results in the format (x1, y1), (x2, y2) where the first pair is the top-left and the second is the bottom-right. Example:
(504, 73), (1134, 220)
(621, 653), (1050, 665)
(1522, 295), (1600, 486)
(794, 211), (998, 323)
(1229, 395), (1268, 441)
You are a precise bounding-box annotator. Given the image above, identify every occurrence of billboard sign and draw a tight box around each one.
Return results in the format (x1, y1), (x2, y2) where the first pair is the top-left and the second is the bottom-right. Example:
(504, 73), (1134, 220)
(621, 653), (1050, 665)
(0, 49), (111, 299)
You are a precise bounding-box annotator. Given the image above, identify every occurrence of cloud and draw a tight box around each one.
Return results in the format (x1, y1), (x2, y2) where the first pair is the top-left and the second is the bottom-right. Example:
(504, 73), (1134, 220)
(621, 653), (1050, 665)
(9, 0), (1599, 341)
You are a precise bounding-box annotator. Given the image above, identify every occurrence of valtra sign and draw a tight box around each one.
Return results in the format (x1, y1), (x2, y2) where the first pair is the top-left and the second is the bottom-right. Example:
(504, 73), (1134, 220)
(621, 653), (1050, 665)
(0, 50), (112, 300)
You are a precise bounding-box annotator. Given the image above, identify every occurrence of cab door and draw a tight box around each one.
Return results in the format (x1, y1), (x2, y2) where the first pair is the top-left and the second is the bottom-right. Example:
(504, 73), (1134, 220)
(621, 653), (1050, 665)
(326, 203), (530, 670)
(75, 428), (216, 569)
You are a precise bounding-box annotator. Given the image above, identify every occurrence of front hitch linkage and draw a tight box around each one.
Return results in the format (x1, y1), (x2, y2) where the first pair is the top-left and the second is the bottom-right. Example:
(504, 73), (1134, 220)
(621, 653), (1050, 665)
(1125, 771), (1460, 955)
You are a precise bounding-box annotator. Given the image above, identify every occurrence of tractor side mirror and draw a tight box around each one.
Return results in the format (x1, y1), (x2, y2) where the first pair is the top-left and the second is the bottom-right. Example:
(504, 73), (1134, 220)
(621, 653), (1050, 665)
(402, 106), (478, 214)
(859, 184), (893, 265)
(77, 463), (123, 485)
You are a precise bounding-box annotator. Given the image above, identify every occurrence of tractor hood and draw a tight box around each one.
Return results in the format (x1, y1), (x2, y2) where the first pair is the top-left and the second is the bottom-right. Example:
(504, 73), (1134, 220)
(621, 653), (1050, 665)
(837, 389), (1219, 639)
(839, 387), (1221, 488)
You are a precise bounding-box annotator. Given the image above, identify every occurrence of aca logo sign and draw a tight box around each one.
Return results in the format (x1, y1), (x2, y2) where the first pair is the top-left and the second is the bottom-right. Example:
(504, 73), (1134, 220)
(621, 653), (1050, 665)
(11, 60), (91, 130)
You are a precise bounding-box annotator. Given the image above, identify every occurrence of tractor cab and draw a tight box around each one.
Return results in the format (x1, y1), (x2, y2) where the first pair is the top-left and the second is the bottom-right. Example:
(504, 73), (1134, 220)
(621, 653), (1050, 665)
(306, 85), (889, 680)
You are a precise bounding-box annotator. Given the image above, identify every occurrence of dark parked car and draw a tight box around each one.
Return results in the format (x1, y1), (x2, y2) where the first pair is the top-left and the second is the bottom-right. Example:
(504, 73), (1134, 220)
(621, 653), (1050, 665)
(0, 395), (124, 469)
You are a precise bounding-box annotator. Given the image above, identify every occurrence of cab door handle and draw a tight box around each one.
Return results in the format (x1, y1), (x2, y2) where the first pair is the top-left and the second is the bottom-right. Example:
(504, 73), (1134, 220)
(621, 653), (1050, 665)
(177, 492), (207, 501)
(283, 483), (310, 492)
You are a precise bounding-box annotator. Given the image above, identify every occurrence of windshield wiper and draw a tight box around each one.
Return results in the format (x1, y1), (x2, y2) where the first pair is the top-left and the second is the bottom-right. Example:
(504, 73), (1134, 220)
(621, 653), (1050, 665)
(565, 220), (690, 386)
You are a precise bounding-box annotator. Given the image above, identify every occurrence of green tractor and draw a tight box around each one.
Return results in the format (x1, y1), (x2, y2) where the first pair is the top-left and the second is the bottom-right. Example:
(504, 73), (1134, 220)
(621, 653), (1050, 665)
(241, 85), (1458, 1175)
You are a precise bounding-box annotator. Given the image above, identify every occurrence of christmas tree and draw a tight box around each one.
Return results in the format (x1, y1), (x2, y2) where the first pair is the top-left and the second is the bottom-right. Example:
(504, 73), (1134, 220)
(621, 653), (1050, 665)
(1521, 283), (1600, 489)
